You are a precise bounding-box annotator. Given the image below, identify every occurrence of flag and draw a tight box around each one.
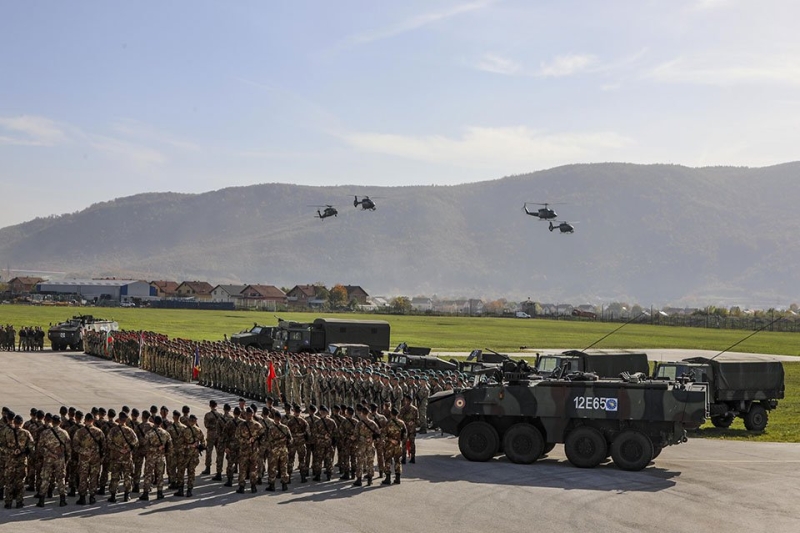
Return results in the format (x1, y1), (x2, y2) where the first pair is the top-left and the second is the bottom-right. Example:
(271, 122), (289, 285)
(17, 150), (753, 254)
(267, 360), (276, 393)
(138, 331), (144, 367)
(192, 346), (201, 380)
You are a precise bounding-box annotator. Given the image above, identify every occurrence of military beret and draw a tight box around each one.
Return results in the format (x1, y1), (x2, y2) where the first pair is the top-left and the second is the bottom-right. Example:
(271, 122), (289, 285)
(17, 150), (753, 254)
(131, 408), (140, 416)
(223, 404), (231, 411)
(308, 405), (317, 412)
(84, 413), (94, 422)
(319, 405), (328, 413)
(118, 412), (129, 420)
(172, 410), (180, 417)
(292, 404), (301, 412)
(107, 409), (116, 418)
(52, 414), (61, 423)
(122, 405), (130, 413)
(160, 406), (169, 412)
(245, 408), (254, 415)
(189, 414), (197, 421)
(14, 415), (23, 424)
(30, 407), (37, 415)
(209, 400), (218, 407)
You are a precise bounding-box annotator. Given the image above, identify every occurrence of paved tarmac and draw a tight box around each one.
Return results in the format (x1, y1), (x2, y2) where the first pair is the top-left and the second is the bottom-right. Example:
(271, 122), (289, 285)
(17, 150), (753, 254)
(1, 351), (798, 533)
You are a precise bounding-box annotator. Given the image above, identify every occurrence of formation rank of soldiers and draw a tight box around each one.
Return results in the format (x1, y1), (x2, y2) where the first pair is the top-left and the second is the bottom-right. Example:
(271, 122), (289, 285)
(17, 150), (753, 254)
(1, 325), (45, 351)
(0, 329), (468, 509)
(0, 398), (418, 509)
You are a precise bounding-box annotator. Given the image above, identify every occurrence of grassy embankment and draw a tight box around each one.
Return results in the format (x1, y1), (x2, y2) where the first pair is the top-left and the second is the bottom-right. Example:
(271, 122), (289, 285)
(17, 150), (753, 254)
(0, 305), (797, 442)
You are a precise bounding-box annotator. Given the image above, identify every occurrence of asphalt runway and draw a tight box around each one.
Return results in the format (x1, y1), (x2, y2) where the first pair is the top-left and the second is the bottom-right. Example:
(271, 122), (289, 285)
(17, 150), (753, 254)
(1, 351), (798, 533)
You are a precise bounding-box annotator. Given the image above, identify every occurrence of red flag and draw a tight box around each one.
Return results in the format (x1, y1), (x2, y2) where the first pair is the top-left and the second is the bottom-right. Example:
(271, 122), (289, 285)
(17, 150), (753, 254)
(192, 346), (201, 380)
(266, 360), (276, 392)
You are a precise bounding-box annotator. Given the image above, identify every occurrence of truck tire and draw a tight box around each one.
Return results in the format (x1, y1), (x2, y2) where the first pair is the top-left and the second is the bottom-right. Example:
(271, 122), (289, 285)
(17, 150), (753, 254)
(651, 444), (662, 460)
(502, 423), (544, 464)
(565, 426), (607, 468)
(458, 421), (499, 462)
(711, 414), (734, 428)
(743, 405), (768, 432)
(611, 430), (653, 471)
(542, 442), (556, 456)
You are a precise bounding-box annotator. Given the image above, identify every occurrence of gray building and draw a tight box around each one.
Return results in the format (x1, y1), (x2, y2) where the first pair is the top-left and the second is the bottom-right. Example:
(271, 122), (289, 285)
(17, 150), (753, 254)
(36, 279), (155, 303)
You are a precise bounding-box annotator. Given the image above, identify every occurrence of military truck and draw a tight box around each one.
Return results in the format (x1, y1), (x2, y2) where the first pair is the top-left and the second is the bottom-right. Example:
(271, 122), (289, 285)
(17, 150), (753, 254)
(428, 370), (707, 471)
(327, 343), (374, 362)
(49, 315), (118, 351)
(230, 324), (276, 350)
(536, 349), (650, 378)
(273, 318), (390, 358)
(653, 357), (784, 431)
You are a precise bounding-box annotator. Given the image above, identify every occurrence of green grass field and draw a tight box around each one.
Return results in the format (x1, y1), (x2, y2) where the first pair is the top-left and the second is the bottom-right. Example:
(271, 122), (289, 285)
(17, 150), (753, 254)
(1, 305), (797, 442)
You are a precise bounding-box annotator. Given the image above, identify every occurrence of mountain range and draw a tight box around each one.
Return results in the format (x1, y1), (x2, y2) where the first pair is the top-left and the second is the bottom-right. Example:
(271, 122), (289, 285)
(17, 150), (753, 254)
(1, 162), (799, 307)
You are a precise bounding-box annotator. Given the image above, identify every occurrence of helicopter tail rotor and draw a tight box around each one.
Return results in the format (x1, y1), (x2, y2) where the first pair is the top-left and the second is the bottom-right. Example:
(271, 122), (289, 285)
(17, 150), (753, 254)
(548, 221), (555, 232)
(353, 196), (359, 208)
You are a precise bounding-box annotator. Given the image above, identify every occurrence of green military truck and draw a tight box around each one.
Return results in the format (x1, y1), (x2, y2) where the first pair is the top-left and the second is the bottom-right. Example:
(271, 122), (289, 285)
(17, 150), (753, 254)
(273, 318), (390, 358)
(653, 356), (784, 431)
(230, 324), (277, 350)
(536, 349), (650, 378)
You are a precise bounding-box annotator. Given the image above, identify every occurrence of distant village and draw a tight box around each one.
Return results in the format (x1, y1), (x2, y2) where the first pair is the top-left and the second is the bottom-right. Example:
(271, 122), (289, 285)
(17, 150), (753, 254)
(2, 275), (798, 324)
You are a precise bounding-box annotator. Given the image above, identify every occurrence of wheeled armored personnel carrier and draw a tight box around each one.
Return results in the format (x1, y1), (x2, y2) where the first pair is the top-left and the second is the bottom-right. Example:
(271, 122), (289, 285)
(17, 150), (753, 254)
(48, 315), (118, 351)
(428, 369), (707, 471)
(230, 325), (276, 350)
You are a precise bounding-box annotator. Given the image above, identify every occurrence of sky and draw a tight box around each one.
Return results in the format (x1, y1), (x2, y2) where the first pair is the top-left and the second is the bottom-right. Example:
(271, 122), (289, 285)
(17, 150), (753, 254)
(1, 0), (798, 228)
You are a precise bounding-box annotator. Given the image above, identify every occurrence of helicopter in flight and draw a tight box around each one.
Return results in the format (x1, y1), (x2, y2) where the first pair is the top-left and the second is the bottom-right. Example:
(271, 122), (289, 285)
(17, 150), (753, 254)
(548, 220), (575, 234)
(311, 205), (338, 219)
(353, 195), (380, 210)
(523, 202), (560, 220)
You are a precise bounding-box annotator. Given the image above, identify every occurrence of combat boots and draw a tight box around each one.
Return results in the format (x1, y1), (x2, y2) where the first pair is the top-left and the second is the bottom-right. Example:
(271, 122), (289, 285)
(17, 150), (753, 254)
(0, 488), (4, 500)
(224, 477), (233, 487)
(250, 486), (257, 494)
(300, 474), (307, 483)
(281, 482), (288, 491)
(138, 491), (149, 501)
(68, 488), (76, 497)
(235, 486), (245, 494)
(132, 483), (139, 494)
(410, 454), (416, 464)
(47, 487), (54, 498)
(89, 494), (96, 504)
(201, 468), (210, 475)
(394, 473), (401, 484)
(173, 486), (184, 497)
(401, 454), (406, 464)
(366, 477), (372, 486)
(326, 472), (331, 481)
(107, 494), (117, 503)
(352, 478), (362, 487)
(312, 473), (321, 481)
(59, 495), (67, 507)
(186, 488), (193, 497)
(123, 492), (130, 502)
(265, 482), (275, 492)
(156, 490), (164, 500)
(16, 501), (23, 508)
(339, 473), (351, 481)
(382, 473), (391, 485)
(36, 496), (45, 507)
(212, 473), (222, 481)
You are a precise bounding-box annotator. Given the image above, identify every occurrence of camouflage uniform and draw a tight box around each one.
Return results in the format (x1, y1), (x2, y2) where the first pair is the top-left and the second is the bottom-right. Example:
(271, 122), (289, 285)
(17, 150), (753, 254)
(141, 425), (171, 497)
(37, 425), (71, 501)
(399, 403), (419, 461)
(353, 414), (380, 485)
(372, 410), (388, 477)
(106, 422), (139, 499)
(223, 413), (241, 485)
(286, 412), (309, 481)
(235, 415), (265, 491)
(166, 418), (185, 487)
(384, 416), (406, 481)
(266, 419), (292, 489)
(203, 408), (225, 476)
(2, 425), (35, 507)
(337, 414), (357, 478)
(132, 419), (151, 491)
(311, 415), (337, 480)
(178, 421), (204, 495)
(72, 423), (104, 502)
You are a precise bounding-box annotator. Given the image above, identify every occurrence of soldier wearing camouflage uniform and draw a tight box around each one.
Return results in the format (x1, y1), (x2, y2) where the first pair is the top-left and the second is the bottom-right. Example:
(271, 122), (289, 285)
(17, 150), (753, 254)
(106, 411), (138, 502)
(166, 410), (185, 488)
(265, 412), (292, 492)
(235, 408), (264, 493)
(202, 400), (225, 480)
(175, 414), (205, 497)
(370, 403), (388, 478)
(338, 406), (357, 480)
(312, 406), (337, 482)
(72, 414), (104, 505)
(382, 408), (406, 485)
(139, 415), (171, 501)
(36, 415), (71, 507)
(352, 405), (380, 487)
(3, 414), (34, 509)
(286, 404), (309, 483)
(399, 395), (419, 463)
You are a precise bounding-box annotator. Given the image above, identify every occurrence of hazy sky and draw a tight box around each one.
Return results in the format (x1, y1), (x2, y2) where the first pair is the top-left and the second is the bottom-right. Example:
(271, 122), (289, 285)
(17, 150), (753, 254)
(1, 0), (798, 228)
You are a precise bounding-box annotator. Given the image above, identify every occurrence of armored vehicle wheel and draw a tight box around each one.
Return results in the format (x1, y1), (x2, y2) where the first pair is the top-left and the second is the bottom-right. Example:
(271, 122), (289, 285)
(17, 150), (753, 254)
(51, 344), (59, 351)
(710, 414), (734, 428)
(743, 405), (768, 432)
(651, 445), (662, 460)
(542, 442), (556, 456)
(565, 427), (607, 468)
(502, 423), (544, 464)
(458, 421), (499, 462)
(611, 430), (653, 471)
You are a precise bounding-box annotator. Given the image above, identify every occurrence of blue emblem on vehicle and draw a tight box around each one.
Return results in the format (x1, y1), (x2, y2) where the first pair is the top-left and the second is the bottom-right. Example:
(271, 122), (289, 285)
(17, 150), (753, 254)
(606, 398), (618, 412)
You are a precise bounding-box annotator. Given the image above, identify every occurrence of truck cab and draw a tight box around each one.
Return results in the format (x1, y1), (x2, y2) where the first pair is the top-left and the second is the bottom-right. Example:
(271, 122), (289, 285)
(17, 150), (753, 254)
(327, 343), (375, 362)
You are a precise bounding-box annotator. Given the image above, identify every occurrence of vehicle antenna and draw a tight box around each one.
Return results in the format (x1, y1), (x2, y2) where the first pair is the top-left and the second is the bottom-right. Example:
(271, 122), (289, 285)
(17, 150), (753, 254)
(709, 316), (783, 360)
(582, 312), (646, 351)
